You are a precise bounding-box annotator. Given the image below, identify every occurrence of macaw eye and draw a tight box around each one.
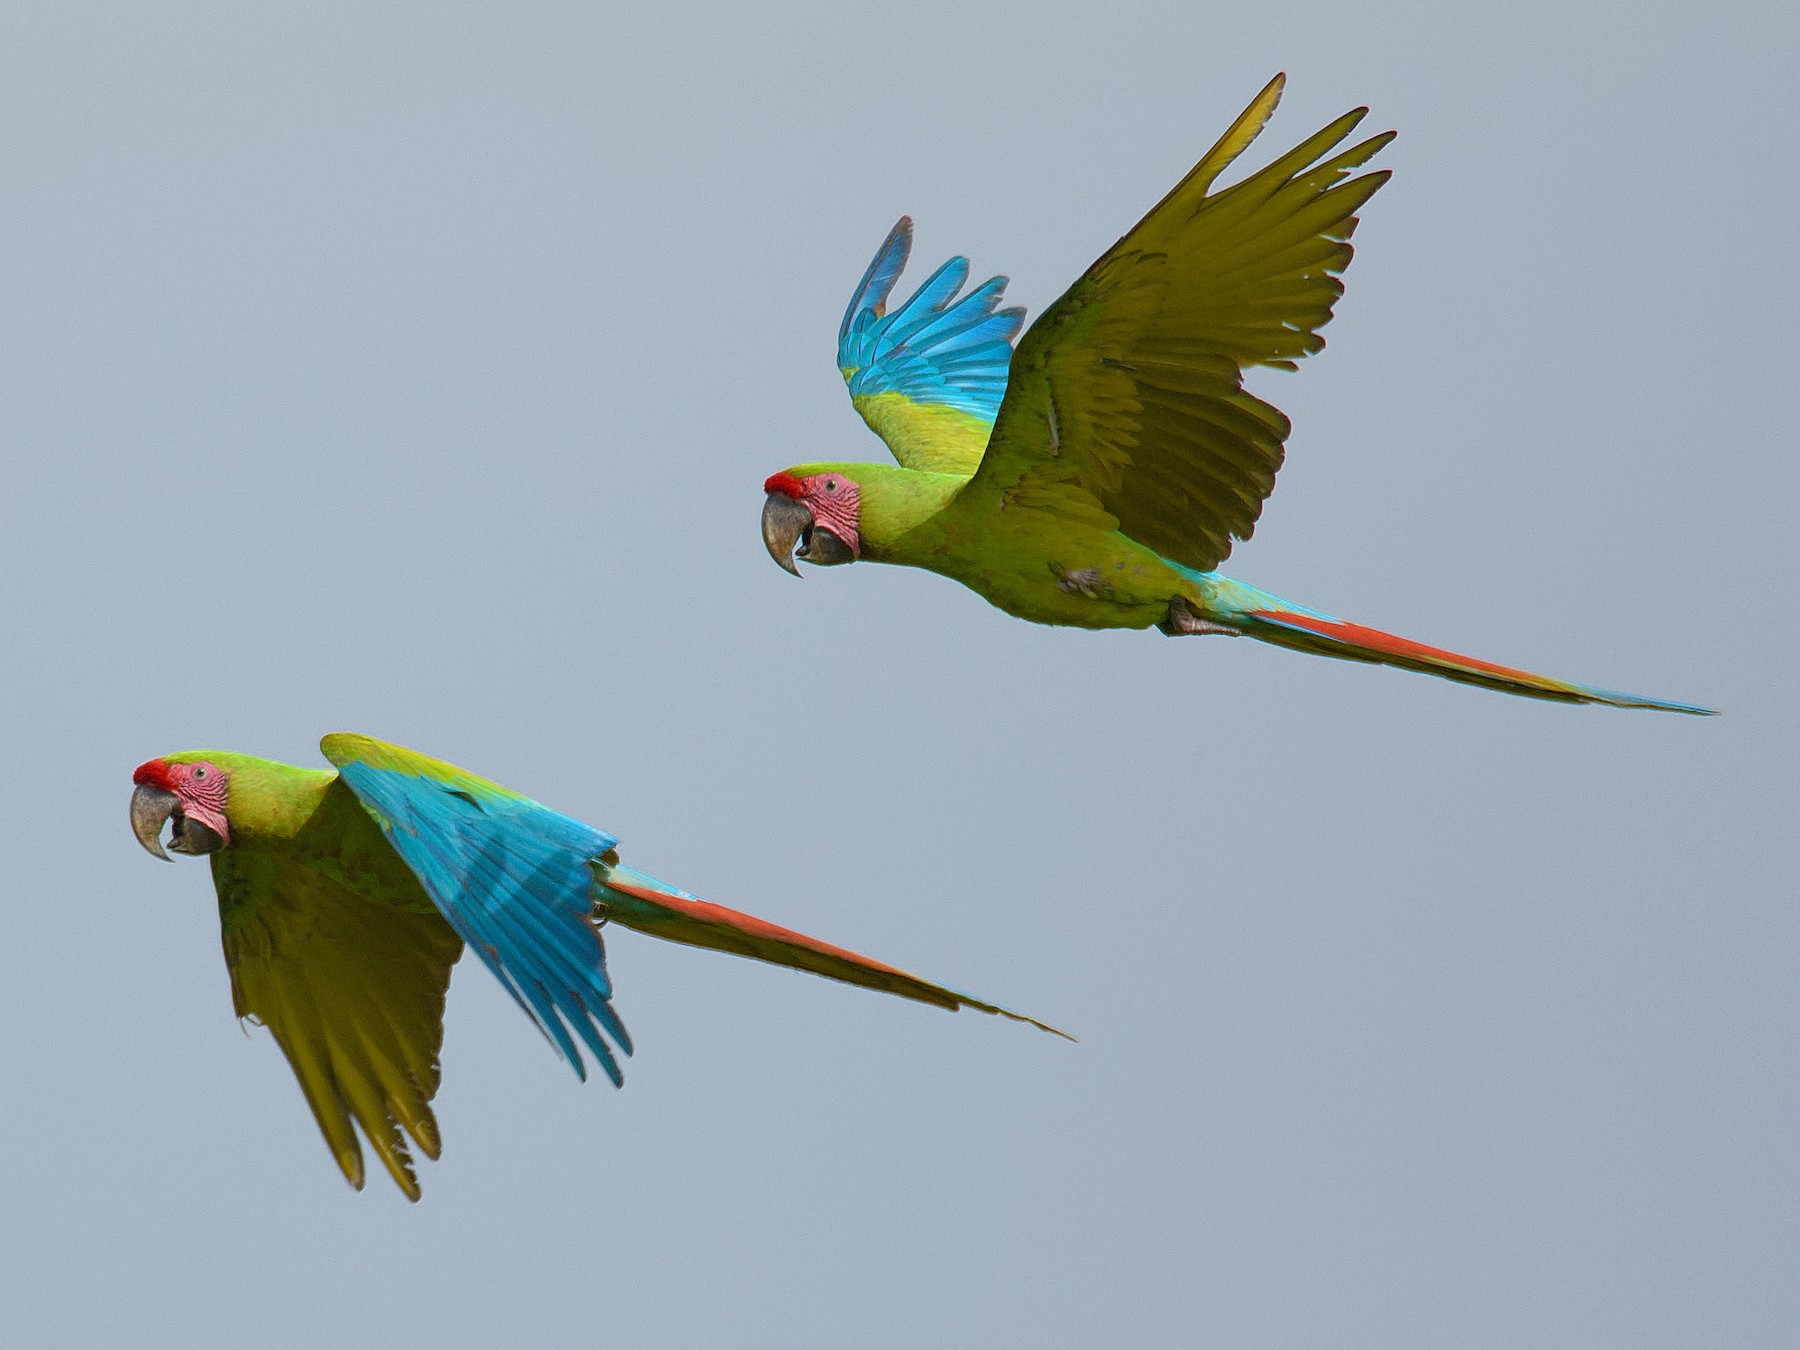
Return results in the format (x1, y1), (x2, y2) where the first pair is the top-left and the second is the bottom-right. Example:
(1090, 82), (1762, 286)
(193, 767), (206, 779)
(825, 479), (838, 492)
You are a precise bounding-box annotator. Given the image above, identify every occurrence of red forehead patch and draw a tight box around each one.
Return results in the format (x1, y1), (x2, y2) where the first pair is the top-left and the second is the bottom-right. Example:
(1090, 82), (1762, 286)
(763, 471), (807, 498)
(132, 758), (174, 788)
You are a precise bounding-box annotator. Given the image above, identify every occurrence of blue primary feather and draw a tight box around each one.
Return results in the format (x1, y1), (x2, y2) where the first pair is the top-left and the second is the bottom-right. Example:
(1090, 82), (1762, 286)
(838, 216), (914, 343)
(887, 257), (971, 328)
(333, 761), (631, 1084)
(838, 216), (1025, 424)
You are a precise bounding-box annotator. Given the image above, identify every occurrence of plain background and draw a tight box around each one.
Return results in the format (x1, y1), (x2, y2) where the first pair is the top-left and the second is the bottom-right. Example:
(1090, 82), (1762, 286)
(2, 3), (1794, 1346)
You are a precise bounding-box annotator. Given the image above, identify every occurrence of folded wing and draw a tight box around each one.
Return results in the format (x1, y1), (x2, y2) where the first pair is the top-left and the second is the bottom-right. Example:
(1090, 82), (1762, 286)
(839, 216), (1026, 474)
(964, 74), (1394, 572)
(322, 733), (631, 1086)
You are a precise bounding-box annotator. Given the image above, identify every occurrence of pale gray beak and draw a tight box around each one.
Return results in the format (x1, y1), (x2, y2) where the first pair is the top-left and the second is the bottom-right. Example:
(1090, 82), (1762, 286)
(761, 492), (811, 577)
(130, 784), (176, 861)
(130, 783), (224, 860)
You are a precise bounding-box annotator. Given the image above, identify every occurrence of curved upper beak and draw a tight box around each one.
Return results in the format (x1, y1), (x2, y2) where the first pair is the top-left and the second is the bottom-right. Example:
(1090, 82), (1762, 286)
(130, 783), (224, 860)
(130, 784), (177, 861)
(761, 491), (812, 577)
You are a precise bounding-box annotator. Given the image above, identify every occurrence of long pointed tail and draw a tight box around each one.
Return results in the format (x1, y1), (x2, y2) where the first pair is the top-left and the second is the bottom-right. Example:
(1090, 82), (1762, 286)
(596, 866), (1072, 1040)
(1237, 606), (1716, 714)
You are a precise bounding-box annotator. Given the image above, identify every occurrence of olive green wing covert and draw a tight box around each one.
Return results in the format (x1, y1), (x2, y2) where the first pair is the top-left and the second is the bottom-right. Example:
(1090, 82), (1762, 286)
(963, 74), (1394, 573)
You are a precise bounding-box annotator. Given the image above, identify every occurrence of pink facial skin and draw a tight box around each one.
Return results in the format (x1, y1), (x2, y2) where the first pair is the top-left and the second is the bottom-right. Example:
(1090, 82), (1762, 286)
(133, 758), (231, 846)
(763, 471), (862, 559)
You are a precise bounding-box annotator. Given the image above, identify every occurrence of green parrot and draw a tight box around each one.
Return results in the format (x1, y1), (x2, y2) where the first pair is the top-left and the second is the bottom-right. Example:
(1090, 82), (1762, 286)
(759, 75), (1711, 713)
(130, 735), (1063, 1199)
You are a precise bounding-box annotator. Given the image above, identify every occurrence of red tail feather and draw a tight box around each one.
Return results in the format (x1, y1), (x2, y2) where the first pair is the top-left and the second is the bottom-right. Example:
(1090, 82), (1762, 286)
(1244, 609), (1714, 714)
(1251, 610), (1564, 686)
(606, 878), (923, 985)
(601, 877), (1072, 1038)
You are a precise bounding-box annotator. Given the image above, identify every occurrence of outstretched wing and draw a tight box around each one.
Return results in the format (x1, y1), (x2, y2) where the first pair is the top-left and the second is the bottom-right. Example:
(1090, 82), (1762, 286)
(322, 733), (631, 1086)
(838, 216), (1026, 474)
(599, 862), (1070, 1040)
(963, 75), (1394, 573)
(214, 842), (461, 1201)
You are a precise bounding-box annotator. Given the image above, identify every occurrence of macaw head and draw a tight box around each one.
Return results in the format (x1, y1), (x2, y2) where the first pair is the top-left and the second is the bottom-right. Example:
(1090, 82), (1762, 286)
(760, 464), (865, 575)
(131, 754), (231, 859)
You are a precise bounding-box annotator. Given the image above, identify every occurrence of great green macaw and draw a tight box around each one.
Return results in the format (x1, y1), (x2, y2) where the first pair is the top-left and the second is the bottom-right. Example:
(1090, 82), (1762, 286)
(759, 75), (1712, 714)
(130, 735), (1063, 1199)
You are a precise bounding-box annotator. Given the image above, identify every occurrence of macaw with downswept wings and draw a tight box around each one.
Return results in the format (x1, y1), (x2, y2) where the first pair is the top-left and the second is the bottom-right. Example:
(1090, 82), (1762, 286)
(129, 734), (1063, 1199)
(759, 75), (1711, 714)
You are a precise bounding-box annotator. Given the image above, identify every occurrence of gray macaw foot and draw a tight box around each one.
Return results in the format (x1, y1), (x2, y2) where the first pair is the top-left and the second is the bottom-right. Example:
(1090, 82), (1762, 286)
(1158, 594), (1243, 637)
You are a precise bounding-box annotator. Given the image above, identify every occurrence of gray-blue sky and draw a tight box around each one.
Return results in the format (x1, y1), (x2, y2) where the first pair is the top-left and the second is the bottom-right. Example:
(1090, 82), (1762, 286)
(2, 3), (1794, 1346)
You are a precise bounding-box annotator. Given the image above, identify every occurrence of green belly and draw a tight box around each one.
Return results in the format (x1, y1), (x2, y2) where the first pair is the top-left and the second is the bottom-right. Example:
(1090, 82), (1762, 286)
(879, 514), (1183, 631)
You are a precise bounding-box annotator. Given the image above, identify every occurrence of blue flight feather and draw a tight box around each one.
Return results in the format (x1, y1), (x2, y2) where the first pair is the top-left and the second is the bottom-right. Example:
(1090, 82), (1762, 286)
(838, 217), (1025, 424)
(838, 216), (914, 342)
(333, 761), (632, 1084)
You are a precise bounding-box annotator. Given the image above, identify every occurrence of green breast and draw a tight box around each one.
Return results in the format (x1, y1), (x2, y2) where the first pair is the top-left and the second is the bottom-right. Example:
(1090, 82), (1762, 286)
(204, 755), (437, 921)
(871, 478), (1184, 630)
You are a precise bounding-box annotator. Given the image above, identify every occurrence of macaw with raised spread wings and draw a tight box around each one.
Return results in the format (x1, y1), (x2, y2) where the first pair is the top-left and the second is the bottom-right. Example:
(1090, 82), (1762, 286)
(130, 734), (1063, 1199)
(759, 75), (1711, 714)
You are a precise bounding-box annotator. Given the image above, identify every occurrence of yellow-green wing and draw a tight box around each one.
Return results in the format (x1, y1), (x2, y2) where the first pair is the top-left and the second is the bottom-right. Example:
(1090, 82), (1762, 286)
(213, 843), (462, 1202)
(963, 75), (1394, 573)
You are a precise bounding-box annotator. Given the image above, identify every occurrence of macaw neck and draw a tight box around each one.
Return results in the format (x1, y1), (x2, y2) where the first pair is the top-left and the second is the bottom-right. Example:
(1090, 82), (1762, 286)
(201, 753), (340, 844)
(207, 752), (433, 905)
(850, 464), (968, 562)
